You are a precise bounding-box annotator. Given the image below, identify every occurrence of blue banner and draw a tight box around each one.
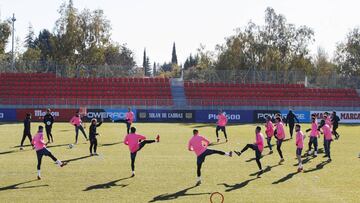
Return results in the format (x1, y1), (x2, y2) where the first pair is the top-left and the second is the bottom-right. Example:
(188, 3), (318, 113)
(195, 110), (253, 123)
(137, 109), (195, 122)
(0, 109), (17, 122)
(84, 109), (137, 122)
(280, 110), (310, 123)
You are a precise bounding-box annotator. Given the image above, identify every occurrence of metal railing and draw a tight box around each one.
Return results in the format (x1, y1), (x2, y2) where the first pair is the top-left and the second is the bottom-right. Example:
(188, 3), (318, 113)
(1, 98), (359, 110)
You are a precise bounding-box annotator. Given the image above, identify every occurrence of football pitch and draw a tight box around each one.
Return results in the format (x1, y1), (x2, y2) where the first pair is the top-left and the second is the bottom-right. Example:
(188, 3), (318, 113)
(0, 122), (359, 203)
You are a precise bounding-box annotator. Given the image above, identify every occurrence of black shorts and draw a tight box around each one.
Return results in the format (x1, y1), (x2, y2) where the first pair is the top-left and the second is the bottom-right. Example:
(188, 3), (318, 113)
(296, 148), (302, 156)
(216, 126), (226, 132)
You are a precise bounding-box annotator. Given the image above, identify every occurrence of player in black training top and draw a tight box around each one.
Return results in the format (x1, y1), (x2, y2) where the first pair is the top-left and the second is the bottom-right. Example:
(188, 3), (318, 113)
(89, 118), (103, 156)
(20, 113), (33, 150)
(43, 109), (54, 143)
(285, 109), (299, 139)
(331, 111), (340, 140)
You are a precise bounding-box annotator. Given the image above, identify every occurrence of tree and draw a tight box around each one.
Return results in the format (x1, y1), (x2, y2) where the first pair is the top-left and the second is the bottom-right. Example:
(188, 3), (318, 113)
(153, 62), (157, 76)
(184, 54), (199, 69)
(335, 27), (360, 77)
(214, 7), (314, 74)
(171, 42), (178, 65)
(0, 20), (11, 55)
(24, 23), (36, 49)
(142, 48), (151, 76)
(34, 29), (55, 62)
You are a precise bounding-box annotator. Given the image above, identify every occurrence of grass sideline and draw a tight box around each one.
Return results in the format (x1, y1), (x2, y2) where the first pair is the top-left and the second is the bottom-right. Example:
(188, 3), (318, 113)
(0, 122), (359, 202)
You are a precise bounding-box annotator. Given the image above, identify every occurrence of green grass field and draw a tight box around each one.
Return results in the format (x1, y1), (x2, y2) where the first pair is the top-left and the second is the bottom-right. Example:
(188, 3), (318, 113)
(0, 122), (359, 203)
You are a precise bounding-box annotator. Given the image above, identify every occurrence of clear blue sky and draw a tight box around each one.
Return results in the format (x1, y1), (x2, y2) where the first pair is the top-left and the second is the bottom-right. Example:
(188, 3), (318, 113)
(1, 0), (359, 65)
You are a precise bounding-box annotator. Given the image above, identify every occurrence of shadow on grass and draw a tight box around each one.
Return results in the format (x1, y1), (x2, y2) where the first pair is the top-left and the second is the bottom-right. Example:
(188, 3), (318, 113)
(13, 144), (32, 148)
(272, 171), (299, 184)
(148, 185), (210, 202)
(62, 155), (91, 163)
(100, 141), (123, 147)
(83, 177), (131, 191)
(59, 129), (71, 132)
(47, 143), (72, 149)
(293, 156), (317, 166)
(0, 150), (16, 155)
(249, 164), (281, 177)
(245, 153), (270, 163)
(218, 177), (259, 192)
(0, 179), (48, 192)
(303, 160), (330, 173)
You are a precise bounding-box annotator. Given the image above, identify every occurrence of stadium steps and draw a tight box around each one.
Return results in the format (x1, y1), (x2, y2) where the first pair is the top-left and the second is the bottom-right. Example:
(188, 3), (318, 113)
(170, 78), (187, 107)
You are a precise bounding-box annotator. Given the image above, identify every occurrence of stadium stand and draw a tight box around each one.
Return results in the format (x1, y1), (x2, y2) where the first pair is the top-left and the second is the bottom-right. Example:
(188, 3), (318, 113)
(0, 73), (173, 106)
(0, 73), (359, 108)
(184, 81), (360, 107)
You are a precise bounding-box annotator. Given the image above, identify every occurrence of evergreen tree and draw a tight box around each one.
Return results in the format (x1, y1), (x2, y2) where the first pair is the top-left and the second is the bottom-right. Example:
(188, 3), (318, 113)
(24, 23), (36, 49)
(142, 48), (147, 69)
(153, 62), (156, 76)
(171, 42), (178, 65)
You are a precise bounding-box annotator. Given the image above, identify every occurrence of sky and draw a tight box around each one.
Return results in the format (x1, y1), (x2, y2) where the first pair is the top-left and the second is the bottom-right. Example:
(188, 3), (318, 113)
(1, 0), (359, 65)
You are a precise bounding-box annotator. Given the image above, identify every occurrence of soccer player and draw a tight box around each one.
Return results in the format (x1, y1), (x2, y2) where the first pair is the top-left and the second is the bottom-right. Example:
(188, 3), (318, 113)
(20, 113), (33, 150)
(306, 114), (320, 156)
(32, 126), (67, 180)
(70, 111), (88, 144)
(285, 109), (299, 139)
(274, 117), (286, 163)
(43, 108), (54, 143)
(234, 126), (264, 174)
(113, 107), (134, 134)
(331, 111), (340, 140)
(320, 120), (333, 162)
(265, 116), (274, 154)
(188, 129), (232, 185)
(295, 124), (305, 172)
(124, 127), (159, 177)
(89, 118), (103, 156)
(216, 110), (228, 142)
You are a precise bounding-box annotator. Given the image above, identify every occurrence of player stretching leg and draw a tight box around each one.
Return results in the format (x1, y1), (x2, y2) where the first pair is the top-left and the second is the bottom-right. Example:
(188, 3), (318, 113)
(124, 127), (159, 177)
(32, 126), (67, 180)
(215, 110), (228, 142)
(188, 129), (232, 185)
(234, 126), (264, 175)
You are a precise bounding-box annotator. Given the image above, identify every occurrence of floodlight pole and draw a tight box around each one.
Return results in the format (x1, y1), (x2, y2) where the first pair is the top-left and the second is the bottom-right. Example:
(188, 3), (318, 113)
(11, 13), (16, 71)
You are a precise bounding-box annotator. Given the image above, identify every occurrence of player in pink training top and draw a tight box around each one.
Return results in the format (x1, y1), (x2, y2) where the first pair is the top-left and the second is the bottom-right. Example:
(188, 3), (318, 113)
(295, 124), (305, 172)
(70, 111), (88, 144)
(306, 114), (320, 156)
(32, 126), (67, 180)
(265, 116), (274, 154)
(188, 129), (232, 185)
(319, 120), (333, 162)
(216, 110), (228, 142)
(234, 126), (264, 176)
(124, 127), (160, 177)
(114, 107), (135, 134)
(274, 117), (286, 163)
